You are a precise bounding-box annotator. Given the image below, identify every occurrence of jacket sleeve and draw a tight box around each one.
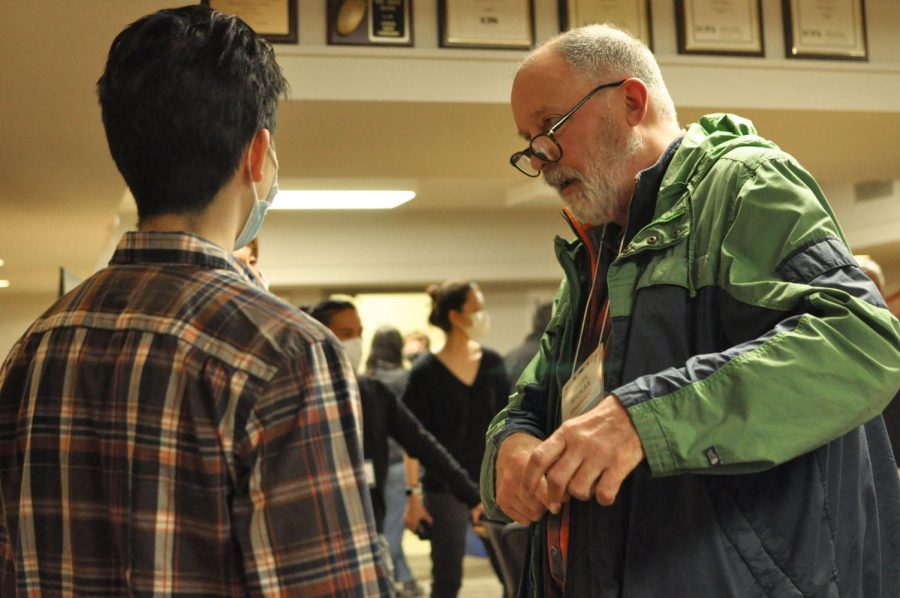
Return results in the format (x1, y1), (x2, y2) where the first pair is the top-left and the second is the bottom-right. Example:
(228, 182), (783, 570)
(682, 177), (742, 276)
(387, 391), (481, 508)
(480, 281), (566, 519)
(615, 153), (900, 476)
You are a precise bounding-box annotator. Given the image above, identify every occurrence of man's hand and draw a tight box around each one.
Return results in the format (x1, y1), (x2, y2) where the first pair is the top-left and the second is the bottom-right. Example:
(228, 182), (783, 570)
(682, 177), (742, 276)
(523, 394), (643, 506)
(495, 432), (559, 524)
(404, 493), (432, 531)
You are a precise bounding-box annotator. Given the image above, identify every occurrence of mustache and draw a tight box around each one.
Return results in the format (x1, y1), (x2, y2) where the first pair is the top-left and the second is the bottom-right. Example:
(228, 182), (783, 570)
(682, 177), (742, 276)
(543, 165), (583, 191)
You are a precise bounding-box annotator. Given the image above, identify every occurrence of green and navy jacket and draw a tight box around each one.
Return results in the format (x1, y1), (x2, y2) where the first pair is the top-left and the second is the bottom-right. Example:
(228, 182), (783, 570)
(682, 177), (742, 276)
(481, 114), (900, 597)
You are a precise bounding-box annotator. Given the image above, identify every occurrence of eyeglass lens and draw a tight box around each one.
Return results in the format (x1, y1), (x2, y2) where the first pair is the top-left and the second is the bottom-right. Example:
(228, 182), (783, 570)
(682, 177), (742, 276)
(512, 134), (561, 176)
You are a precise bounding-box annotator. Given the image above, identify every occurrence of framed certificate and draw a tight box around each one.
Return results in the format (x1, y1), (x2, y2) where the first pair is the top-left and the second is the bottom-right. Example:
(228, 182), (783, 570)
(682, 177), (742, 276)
(201, 0), (298, 44)
(327, 0), (414, 47)
(676, 0), (764, 57)
(558, 0), (652, 49)
(438, 0), (535, 50)
(782, 0), (867, 60)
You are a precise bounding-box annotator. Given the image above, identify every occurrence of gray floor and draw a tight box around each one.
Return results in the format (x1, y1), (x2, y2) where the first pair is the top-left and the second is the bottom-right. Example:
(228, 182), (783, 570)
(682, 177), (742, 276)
(403, 531), (504, 598)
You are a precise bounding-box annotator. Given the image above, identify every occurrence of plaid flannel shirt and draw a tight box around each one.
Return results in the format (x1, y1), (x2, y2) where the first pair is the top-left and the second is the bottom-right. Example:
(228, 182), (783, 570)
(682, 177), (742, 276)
(0, 232), (390, 596)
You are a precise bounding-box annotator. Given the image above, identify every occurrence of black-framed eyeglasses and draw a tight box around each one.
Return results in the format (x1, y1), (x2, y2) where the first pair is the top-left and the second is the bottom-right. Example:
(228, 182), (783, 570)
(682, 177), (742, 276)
(509, 79), (626, 177)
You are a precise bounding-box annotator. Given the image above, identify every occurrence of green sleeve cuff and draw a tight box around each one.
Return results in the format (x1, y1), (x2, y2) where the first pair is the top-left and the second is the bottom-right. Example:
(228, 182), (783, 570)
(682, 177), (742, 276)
(628, 400), (678, 475)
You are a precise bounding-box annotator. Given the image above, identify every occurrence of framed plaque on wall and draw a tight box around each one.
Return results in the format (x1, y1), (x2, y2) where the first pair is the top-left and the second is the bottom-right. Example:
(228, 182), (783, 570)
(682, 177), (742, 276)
(327, 0), (414, 47)
(782, 0), (867, 60)
(675, 0), (764, 57)
(558, 0), (652, 49)
(201, 0), (298, 44)
(438, 0), (535, 50)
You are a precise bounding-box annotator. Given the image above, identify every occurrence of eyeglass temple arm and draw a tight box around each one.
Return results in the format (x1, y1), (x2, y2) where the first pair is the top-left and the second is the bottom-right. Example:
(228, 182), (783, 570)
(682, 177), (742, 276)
(547, 79), (627, 136)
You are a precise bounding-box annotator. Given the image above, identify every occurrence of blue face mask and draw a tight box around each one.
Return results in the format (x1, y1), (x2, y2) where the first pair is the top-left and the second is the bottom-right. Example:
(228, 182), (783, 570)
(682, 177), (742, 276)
(234, 147), (278, 250)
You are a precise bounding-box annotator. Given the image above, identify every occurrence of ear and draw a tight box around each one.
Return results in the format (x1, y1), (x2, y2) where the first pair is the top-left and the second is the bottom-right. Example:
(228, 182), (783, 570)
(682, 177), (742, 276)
(247, 128), (271, 183)
(447, 308), (464, 329)
(621, 78), (649, 127)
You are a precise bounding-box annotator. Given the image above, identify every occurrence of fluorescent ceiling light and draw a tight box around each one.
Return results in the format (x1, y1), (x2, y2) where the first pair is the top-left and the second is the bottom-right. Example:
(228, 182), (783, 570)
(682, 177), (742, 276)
(0, 280), (9, 288)
(270, 190), (415, 210)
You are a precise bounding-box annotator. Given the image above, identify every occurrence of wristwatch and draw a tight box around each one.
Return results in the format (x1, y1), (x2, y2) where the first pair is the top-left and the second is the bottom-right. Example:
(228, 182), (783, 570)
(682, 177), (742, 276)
(405, 484), (423, 497)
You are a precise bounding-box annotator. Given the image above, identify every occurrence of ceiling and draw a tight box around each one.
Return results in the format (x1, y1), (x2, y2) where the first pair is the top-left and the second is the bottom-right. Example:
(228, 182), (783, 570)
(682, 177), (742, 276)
(2, 2), (899, 296)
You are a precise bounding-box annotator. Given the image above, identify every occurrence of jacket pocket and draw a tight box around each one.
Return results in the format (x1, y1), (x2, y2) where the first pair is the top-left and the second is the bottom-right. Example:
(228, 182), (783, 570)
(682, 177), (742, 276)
(706, 466), (839, 598)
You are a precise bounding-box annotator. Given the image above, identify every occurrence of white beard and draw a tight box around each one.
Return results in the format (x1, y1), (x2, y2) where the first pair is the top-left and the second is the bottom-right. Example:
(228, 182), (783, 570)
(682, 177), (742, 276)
(544, 119), (644, 226)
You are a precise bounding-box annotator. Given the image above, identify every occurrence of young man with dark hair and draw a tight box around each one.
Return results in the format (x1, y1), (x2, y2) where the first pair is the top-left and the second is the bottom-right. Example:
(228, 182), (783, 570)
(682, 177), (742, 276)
(0, 6), (390, 595)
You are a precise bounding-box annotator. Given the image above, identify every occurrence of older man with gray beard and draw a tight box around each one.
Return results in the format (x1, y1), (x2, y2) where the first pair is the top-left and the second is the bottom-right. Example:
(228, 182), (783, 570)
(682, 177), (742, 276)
(481, 23), (900, 598)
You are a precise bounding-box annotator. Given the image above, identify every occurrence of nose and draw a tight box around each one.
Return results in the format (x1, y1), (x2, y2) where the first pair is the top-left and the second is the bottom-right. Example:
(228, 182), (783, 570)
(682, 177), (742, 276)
(528, 152), (545, 172)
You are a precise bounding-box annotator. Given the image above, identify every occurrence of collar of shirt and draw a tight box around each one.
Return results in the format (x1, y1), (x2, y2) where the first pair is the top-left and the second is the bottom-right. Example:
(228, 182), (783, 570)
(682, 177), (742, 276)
(109, 231), (256, 286)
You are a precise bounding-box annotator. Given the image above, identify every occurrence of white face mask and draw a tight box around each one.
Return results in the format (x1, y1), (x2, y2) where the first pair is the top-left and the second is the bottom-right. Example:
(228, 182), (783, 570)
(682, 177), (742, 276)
(234, 146), (278, 250)
(462, 310), (489, 340)
(341, 337), (363, 372)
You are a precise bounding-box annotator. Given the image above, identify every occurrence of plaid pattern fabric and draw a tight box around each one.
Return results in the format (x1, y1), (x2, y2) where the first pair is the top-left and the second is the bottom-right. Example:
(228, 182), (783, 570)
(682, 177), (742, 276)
(0, 232), (390, 596)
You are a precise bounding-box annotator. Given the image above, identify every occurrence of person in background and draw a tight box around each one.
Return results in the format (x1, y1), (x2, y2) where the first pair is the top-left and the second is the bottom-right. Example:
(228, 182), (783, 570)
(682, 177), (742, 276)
(365, 326), (425, 597)
(403, 329), (431, 365)
(483, 24), (900, 597)
(503, 301), (553, 393)
(308, 299), (484, 597)
(367, 325), (410, 396)
(857, 255), (900, 471)
(0, 6), (390, 595)
(403, 280), (508, 598)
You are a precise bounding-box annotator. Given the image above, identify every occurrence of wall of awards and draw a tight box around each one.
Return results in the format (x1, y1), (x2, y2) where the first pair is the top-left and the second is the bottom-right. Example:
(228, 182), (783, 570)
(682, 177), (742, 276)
(202, 1), (871, 62)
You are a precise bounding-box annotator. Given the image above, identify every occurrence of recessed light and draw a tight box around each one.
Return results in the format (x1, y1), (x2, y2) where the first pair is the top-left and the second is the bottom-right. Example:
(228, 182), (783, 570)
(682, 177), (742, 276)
(0, 280), (9, 288)
(0, 258), (4, 266)
(270, 190), (415, 210)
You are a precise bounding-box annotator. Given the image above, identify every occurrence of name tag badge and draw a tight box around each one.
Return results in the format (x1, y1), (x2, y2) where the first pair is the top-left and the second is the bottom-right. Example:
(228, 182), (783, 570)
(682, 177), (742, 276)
(364, 459), (376, 487)
(560, 343), (605, 421)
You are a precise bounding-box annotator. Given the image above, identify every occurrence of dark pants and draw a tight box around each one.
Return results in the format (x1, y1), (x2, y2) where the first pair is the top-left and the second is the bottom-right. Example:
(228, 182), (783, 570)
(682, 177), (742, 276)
(424, 491), (505, 598)
(424, 491), (469, 598)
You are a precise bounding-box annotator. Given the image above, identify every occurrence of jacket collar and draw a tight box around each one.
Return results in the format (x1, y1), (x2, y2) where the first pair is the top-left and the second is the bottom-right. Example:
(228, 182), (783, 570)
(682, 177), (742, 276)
(624, 136), (684, 244)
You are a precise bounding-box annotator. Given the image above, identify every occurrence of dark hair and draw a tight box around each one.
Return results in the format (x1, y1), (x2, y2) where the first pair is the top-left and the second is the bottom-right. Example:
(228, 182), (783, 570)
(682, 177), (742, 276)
(365, 326), (404, 371)
(307, 298), (356, 327)
(404, 330), (431, 350)
(97, 5), (288, 220)
(427, 280), (477, 332)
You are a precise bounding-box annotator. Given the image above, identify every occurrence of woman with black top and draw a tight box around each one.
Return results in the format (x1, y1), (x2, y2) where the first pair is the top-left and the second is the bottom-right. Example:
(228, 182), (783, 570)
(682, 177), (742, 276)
(403, 280), (509, 598)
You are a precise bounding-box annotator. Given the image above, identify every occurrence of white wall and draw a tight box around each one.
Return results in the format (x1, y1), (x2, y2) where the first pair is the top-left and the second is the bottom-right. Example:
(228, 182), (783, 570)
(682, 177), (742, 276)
(264, 207), (569, 357)
(275, 0), (900, 112)
(258, 208), (571, 289)
(821, 180), (900, 295)
(822, 181), (900, 251)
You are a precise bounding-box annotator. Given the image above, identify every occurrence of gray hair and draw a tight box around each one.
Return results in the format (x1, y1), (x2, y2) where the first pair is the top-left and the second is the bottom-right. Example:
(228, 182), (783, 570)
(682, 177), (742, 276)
(533, 24), (677, 124)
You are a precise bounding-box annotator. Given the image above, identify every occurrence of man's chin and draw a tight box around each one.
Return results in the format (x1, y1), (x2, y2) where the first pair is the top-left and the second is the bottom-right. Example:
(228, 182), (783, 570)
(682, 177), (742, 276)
(562, 195), (595, 225)
(565, 195), (621, 227)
